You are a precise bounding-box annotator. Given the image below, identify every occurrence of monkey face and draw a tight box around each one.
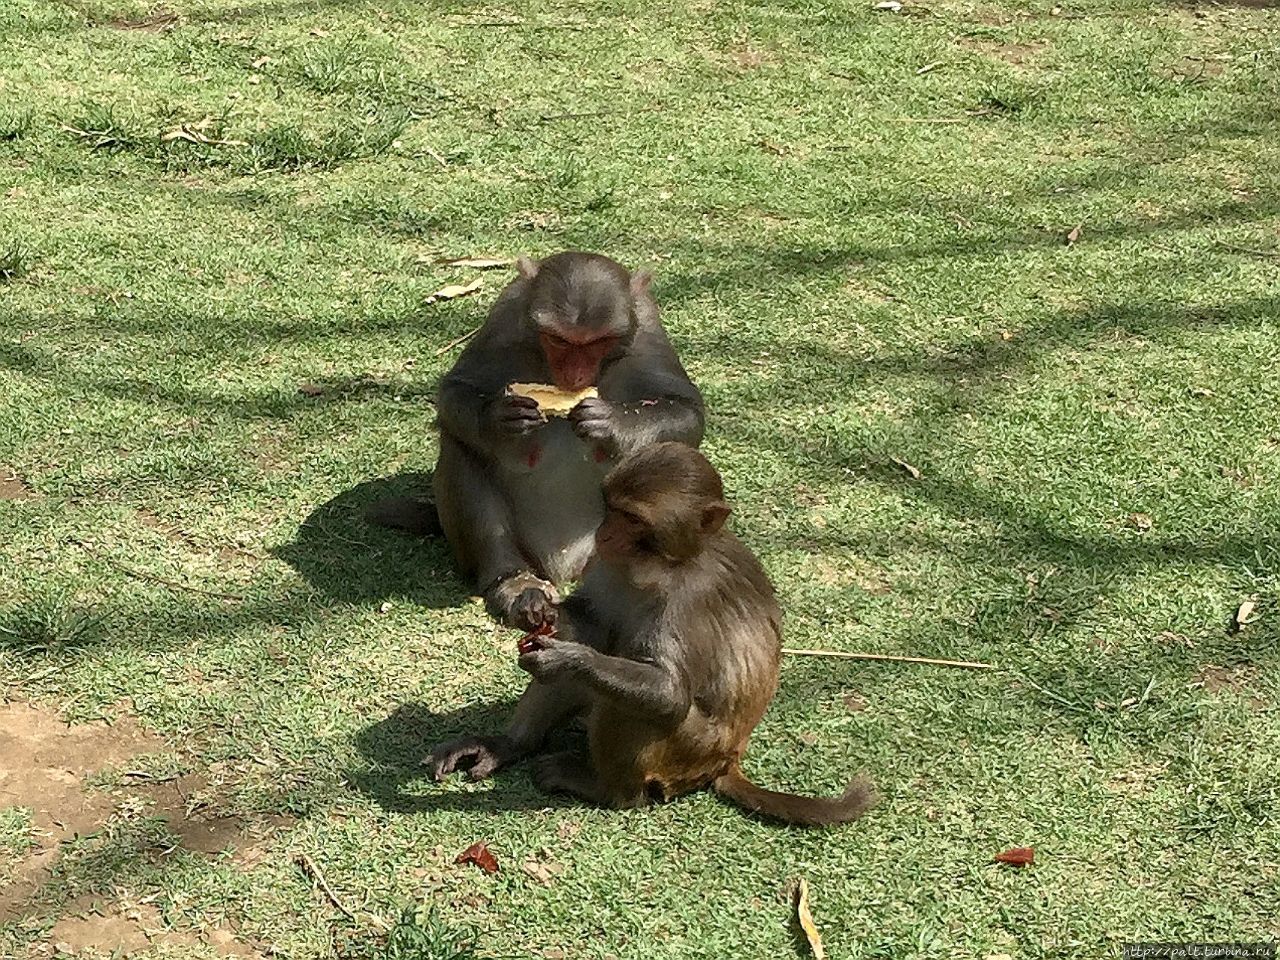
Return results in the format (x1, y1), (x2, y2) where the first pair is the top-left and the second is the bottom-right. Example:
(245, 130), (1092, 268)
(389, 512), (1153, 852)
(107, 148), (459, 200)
(536, 327), (622, 391)
(522, 252), (640, 391)
(599, 444), (733, 568)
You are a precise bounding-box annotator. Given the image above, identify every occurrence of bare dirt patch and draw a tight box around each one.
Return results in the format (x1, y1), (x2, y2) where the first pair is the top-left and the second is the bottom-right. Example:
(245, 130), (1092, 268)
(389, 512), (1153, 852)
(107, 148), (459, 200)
(33, 901), (259, 958)
(1190, 664), (1268, 709)
(810, 555), (893, 594)
(1, 466), (38, 501)
(103, 7), (180, 31)
(956, 36), (1047, 66)
(1192, 663), (1262, 692)
(1, 702), (288, 955)
(726, 45), (772, 70)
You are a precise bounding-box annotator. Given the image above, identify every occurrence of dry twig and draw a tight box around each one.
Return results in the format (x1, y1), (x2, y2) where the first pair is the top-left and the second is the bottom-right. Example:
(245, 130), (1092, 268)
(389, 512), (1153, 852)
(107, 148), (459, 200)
(296, 853), (357, 923)
(782, 648), (996, 670)
(434, 326), (481, 356)
(70, 538), (245, 602)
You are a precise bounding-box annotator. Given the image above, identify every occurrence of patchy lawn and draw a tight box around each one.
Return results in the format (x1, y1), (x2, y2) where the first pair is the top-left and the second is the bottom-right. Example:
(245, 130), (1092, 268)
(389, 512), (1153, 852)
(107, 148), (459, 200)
(1, 0), (1278, 956)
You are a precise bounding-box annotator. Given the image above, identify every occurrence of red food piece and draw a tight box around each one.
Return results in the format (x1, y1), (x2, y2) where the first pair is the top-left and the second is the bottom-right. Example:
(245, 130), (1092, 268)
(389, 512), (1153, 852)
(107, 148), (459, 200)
(517, 621), (556, 655)
(517, 635), (544, 655)
(455, 842), (499, 874)
(993, 846), (1035, 866)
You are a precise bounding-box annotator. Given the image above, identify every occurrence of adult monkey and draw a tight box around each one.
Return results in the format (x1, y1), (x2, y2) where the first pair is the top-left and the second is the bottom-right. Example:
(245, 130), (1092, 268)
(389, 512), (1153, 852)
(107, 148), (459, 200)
(376, 252), (704, 629)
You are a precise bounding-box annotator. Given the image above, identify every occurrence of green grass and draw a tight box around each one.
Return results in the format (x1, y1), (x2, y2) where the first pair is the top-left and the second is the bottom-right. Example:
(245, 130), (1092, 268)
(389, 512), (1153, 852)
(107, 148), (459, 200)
(2, 0), (1279, 957)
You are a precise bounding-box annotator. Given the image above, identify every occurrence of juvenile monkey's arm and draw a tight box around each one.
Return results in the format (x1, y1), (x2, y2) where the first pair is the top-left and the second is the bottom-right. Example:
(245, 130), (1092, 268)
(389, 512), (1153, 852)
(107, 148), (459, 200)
(519, 631), (691, 728)
(575, 650), (692, 727)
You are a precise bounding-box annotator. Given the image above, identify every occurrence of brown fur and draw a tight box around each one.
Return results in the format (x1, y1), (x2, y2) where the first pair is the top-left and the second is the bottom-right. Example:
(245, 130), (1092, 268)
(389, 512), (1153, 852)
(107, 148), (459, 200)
(428, 443), (876, 827)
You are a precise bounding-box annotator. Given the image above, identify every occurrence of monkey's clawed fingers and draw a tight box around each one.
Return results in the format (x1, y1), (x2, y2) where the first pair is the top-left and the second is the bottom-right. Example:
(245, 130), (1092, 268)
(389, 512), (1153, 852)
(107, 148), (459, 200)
(568, 398), (615, 440)
(426, 736), (508, 781)
(492, 395), (545, 435)
(517, 636), (583, 682)
(511, 586), (558, 632)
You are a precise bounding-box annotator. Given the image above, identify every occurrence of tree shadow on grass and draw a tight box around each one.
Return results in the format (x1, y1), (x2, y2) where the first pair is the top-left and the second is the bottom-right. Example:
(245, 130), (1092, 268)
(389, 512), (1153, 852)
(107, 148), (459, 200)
(273, 470), (468, 609)
(348, 700), (583, 815)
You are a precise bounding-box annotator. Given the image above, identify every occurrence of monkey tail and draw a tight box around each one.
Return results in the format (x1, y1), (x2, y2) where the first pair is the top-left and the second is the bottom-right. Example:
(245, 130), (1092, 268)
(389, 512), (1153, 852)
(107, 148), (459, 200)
(364, 496), (443, 537)
(712, 763), (876, 828)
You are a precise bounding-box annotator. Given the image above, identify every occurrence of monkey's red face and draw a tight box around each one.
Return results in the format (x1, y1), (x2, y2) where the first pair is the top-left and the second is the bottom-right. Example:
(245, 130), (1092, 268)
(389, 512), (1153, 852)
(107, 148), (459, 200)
(538, 330), (621, 392)
(594, 502), (651, 563)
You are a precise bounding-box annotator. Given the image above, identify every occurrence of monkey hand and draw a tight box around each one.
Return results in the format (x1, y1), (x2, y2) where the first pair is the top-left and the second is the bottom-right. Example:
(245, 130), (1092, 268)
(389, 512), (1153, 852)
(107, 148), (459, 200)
(568, 397), (621, 455)
(518, 635), (588, 683)
(490, 394), (545, 436)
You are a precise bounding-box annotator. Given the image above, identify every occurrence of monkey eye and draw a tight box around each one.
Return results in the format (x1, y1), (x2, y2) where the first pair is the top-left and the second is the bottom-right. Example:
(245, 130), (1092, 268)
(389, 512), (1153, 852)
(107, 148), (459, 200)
(542, 332), (570, 349)
(612, 506), (643, 526)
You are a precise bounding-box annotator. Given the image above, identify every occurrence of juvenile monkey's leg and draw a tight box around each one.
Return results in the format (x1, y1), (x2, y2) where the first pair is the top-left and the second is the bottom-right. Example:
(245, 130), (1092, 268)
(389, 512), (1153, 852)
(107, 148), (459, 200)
(533, 751), (649, 809)
(433, 434), (557, 628)
(429, 679), (587, 780)
(531, 751), (610, 805)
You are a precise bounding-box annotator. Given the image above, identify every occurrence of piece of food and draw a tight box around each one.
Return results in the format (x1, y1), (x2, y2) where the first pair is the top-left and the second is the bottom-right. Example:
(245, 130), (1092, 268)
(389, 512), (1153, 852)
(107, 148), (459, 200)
(507, 381), (598, 416)
(517, 622), (556, 655)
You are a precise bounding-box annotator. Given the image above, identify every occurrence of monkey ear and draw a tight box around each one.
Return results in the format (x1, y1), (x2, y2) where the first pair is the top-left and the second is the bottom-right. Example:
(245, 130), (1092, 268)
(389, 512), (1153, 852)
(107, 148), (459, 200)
(516, 255), (540, 280)
(629, 269), (654, 298)
(701, 502), (731, 535)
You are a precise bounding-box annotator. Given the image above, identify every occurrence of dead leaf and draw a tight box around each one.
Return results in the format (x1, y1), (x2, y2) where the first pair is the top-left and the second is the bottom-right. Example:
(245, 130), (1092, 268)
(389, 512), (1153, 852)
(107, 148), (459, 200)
(798, 731), (820, 747)
(1127, 513), (1153, 532)
(521, 855), (566, 885)
(890, 456), (922, 480)
(251, 56), (270, 69)
(795, 877), (825, 960)
(310, 27), (330, 37)
(843, 693), (868, 712)
(1190, 386), (1214, 397)
(993, 846), (1034, 866)
(298, 383), (324, 397)
(1000, 330), (1015, 341)
(916, 61), (942, 75)
(1065, 224), (1082, 246)
(455, 841), (499, 874)
(873, 0), (902, 10)
(425, 277), (483, 305)
(160, 117), (247, 147)
(1230, 599), (1257, 634)
(442, 256), (513, 269)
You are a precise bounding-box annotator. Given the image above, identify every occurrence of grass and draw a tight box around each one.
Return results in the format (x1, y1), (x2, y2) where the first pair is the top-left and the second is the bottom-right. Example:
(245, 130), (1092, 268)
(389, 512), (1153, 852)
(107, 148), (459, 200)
(1, 0), (1279, 957)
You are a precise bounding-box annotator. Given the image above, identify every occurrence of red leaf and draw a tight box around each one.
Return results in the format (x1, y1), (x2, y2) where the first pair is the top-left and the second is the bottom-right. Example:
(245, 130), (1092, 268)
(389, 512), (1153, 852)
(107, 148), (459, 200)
(993, 846), (1034, 866)
(456, 842), (499, 873)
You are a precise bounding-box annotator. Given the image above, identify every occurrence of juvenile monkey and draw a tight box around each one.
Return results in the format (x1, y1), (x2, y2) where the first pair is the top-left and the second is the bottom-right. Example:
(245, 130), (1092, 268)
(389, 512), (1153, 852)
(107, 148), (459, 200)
(374, 252), (704, 630)
(429, 443), (875, 827)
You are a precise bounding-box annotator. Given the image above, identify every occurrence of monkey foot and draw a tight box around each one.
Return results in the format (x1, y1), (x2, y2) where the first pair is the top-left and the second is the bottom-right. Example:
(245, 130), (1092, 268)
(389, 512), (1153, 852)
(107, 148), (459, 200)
(427, 735), (510, 781)
(531, 751), (604, 803)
